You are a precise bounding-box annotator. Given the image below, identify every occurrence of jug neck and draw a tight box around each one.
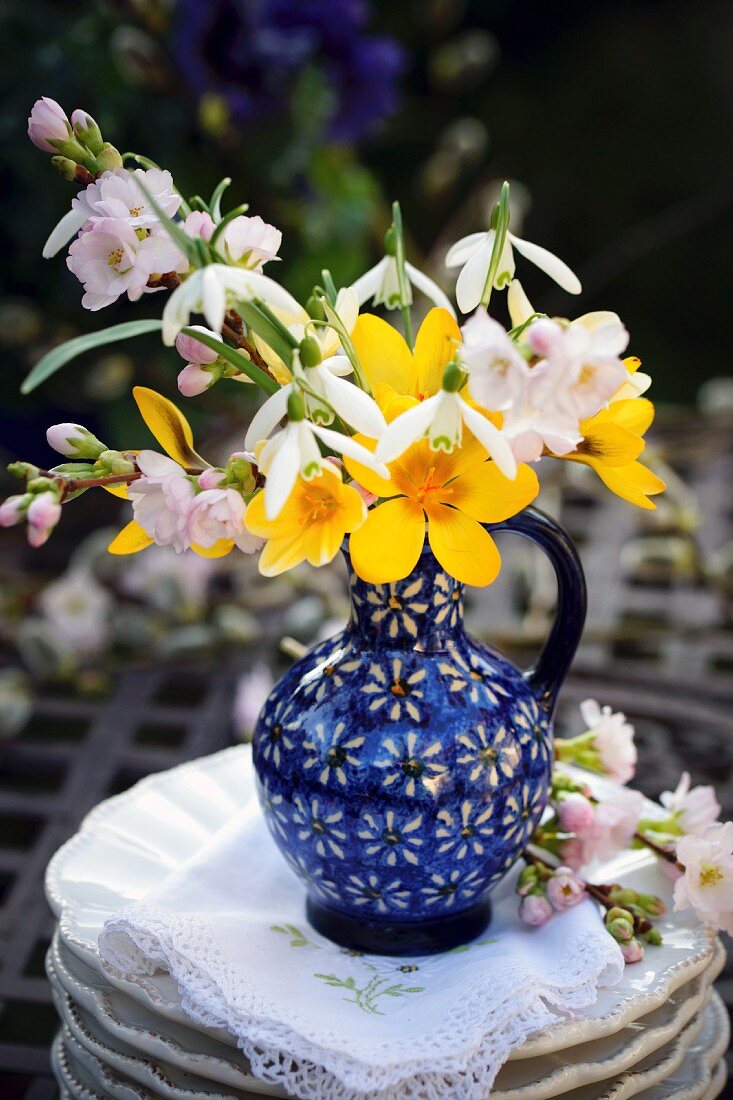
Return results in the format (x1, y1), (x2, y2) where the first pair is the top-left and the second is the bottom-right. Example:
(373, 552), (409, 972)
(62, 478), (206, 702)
(344, 548), (464, 648)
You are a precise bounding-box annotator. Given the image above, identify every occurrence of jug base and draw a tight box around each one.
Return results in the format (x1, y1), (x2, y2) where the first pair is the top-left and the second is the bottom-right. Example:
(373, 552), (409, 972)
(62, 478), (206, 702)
(306, 896), (492, 956)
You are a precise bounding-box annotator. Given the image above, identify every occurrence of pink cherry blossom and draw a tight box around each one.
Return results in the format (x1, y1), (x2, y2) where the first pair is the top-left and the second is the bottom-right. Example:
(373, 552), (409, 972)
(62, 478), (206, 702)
(183, 210), (215, 241)
(460, 308), (529, 412)
(579, 786), (645, 865)
(26, 491), (62, 547)
(581, 698), (637, 784)
(674, 822), (733, 934)
(500, 363), (582, 462)
(0, 495), (27, 527)
(175, 325), (221, 365)
(546, 867), (586, 910)
(187, 488), (262, 554)
(74, 168), (181, 230)
(557, 792), (596, 833)
(660, 772), (720, 838)
(530, 316), (629, 421)
(67, 219), (185, 311)
(221, 215), (282, 270)
(197, 469), (226, 490)
(28, 97), (70, 153)
(128, 451), (196, 554)
(519, 894), (554, 926)
(559, 837), (584, 871)
(526, 318), (562, 358)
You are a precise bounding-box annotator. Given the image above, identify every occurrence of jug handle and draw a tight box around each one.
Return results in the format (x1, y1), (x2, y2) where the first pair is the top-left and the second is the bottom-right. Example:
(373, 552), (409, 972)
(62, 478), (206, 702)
(487, 506), (587, 714)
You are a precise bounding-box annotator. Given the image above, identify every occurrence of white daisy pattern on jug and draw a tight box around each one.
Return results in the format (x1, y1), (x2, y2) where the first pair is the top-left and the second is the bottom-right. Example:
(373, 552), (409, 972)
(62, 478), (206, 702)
(302, 721), (365, 786)
(501, 782), (547, 848)
(375, 730), (448, 797)
(357, 808), (424, 866)
(438, 648), (513, 706)
(291, 795), (347, 859)
(344, 873), (410, 913)
(435, 799), (496, 859)
(257, 708), (296, 769)
(259, 777), (289, 842)
(299, 647), (362, 704)
(363, 576), (430, 640)
(457, 723), (521, 785)
(283, 851), (343, 904)
(421, 868), (487, 908)
(513, 695), (551, 766)
(361, 657), (426, 722)
(432, 570), (462, 630)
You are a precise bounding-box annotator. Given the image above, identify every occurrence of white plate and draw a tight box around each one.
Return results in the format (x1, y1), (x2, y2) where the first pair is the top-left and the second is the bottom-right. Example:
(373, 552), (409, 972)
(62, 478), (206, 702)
(50, 995), (726, 1100)
(45, 746), (719, 1063)
(48, 927), (725, 1100)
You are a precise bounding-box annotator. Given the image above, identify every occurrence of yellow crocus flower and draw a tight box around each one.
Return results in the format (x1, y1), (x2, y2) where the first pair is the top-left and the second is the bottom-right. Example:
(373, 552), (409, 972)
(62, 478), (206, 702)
(352, 307), (461, 406)
(245, 465), (367, 575)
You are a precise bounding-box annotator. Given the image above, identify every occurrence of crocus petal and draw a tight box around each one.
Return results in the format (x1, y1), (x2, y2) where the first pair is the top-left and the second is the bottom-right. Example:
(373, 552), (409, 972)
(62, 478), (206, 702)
(412, 307), (462, 397)
(455, 239), (494, 314)
(593, 460), (666, 510)
(351, 313), (414, 396)
(425, 503), (502, 587)
(319, 371), (386, 439)
(445, 232), (487, 268)
(405, 262), (456, 317)
(259, 531), (308, 576)
(263, 427), (301, 520)
(43, 207), (88, 259)
(447, 461), (539, 523)
(376, 395), (441, 463)
(458, 398), (517, 479)
(349, 497), (426, 584)
(133, 386), (207, 468)
(244, 385), (291, 451)
(351, 258), (388, 306)
(107, 520), (154, 555)
(510, 234), (582, 294)
(507, 279), (534, 327)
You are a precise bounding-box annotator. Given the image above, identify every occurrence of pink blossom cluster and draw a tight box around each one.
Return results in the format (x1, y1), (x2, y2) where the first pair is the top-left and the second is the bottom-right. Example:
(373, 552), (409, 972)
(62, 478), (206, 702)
(518, 864), (586, 927)
(0, 490), (62, 547)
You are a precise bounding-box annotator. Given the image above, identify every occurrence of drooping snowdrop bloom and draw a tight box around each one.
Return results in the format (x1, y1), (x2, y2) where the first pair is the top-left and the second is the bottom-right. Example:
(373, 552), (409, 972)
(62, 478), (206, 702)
(161, 264), (302, 345)
(580, 698), (637, 784)
(67, 219), (186, 311)
(220, 215), (282, 270)
(459, 308), (529, 411)
(187, 487), (262, 553)
(527, 315), (630, 421)
(127, 450), (196, 553)
(294, 287), (359, 359)
(251, 393), (389, 522)
(674, 822), (733, 934)
(28, 96), (71, 153)
(352, 255), (455, 317)
(446, 226), (581, 315)
(660, 773), (721, 838)
(44, 167), (182, 259)
(246, 345), (386, 444)
(375, 371), (517, 479)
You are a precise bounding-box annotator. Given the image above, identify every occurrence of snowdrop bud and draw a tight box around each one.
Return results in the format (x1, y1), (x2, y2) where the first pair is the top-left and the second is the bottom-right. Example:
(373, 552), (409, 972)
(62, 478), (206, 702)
(526, 318), (561, 358)
(519, 894), (553, 926)
(306, 295), (326, 321)
(178, 363), (214, 397)
(0, 494), (29, 527)
(287, 390), (306, 421)
(442, 359), (464, 393)
(175, 326), (222, 365)
(46, 423), (106, 460)
(621, 938), (644, 964)
(27, 97), (70, 153)
(299, 336), (322, 368)
(557, 792), (595, 833)
(27, 491), (62, 531)
(198, 468), (226, 490)
(70, 110), (104, 155)
(384, 226), (397, 256)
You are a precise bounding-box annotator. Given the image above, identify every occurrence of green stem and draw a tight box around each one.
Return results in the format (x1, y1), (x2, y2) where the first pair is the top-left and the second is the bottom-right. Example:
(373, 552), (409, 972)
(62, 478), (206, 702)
(391, 200), (413, 349)
(480, 181), (511, 310)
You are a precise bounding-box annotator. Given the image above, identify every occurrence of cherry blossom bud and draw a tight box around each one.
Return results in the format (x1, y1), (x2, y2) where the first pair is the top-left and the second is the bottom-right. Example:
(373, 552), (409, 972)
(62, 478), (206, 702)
(91, 144), (124, 173)
(175, 326), (221, 364)
(519, 894), (553, 926)
(621, 938), (644, 964)
(517, 864), (540, 897)
(605, 906), (635, 943)
(46, 423), (106, 460)
(27, 97), (70, 153)
(178, 363), (214, 397)
(27, 491), (62, 531)
(183, 211), (215, 242)
(198, 468), (226, 490)
(526, 318), (561, 358)
(0, 495), (29, 527)
(70, 110), (103, 155)
(557, 792), (596, 833)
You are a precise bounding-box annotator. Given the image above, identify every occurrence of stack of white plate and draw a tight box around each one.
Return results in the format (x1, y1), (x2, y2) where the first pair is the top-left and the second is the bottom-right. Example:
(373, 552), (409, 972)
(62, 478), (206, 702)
(45, 748), (729, 1100)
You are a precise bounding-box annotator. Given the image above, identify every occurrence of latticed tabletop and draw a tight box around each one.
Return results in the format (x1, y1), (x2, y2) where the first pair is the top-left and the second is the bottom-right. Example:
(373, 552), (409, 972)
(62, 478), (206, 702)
(0, 413), (731, 1098)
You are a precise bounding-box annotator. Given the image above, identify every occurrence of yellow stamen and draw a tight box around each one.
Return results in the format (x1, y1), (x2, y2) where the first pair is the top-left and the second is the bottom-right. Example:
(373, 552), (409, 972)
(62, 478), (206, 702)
(699, 863), (724, 887)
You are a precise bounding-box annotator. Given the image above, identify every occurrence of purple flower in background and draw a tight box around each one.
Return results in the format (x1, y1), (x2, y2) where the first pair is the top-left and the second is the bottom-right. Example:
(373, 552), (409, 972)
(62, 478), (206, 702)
(173, 0), (404, 142)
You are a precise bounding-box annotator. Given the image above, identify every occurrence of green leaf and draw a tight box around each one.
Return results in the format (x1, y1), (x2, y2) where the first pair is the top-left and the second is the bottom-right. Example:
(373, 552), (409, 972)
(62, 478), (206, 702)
(22, 320), (163, 394)
(133, 176), (201, 265)
(180, 326), (279, 395)
(237, 301), (294, 372)
(209, 177), (232, 222)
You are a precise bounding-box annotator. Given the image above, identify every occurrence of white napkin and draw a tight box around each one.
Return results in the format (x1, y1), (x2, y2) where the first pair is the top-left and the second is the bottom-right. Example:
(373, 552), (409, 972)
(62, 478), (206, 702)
(99, 787), (623, 1100)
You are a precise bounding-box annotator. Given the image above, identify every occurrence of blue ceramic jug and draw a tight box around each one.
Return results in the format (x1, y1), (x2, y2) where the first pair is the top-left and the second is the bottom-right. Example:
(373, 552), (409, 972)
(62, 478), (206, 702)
(253, 506), (586, 955)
